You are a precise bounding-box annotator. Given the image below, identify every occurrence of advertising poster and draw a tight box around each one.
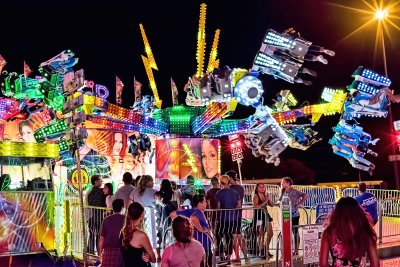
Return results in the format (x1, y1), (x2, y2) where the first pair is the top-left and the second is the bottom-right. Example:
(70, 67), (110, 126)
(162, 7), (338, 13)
(1, 115), (156, 193)
(156, 138), (220, 180)
(302, 225), (320, 264)
(0, 192), (55, 254)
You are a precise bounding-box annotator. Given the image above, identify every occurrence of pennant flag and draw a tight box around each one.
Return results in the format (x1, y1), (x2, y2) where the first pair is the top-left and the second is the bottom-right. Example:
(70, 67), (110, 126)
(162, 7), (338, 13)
(134, 76), (142, 103)
(0, 55), (6, 74)
(116, 76), (124, 105)
(24, 61), (32, 78)
(171, 78), (179, 106)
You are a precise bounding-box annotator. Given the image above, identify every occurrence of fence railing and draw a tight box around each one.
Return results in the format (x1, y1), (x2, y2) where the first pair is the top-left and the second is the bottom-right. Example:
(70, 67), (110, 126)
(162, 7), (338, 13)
(292, 186), (337, 208)
(342, 188), (400, 201)
(57, 186), (400, 264)
(67, 204), (156, 259)
(242, 184), (281, 205)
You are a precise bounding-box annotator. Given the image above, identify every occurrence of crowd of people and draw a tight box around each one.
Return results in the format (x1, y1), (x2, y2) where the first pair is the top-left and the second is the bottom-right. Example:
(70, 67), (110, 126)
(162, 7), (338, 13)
(85, 171), (380, 267)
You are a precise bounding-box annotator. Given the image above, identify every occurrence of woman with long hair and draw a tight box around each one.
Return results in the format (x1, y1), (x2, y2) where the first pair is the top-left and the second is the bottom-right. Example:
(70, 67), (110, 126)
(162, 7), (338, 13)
(19, 120), (36, 142)
(319, 197), (379, 267)
(252, 183), (274, 258)
(107, 132), (128, 180)
(201, 139), (219, 179)
(161, 215), (205, 267)
(160, 179), (181, 206)
(103, 182), (114, 210)
(120, 202), (156, 267)
(129, 175), (157, 207)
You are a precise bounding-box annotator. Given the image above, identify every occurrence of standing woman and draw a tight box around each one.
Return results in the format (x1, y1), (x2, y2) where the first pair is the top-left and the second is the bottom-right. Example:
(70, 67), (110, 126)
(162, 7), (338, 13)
(160, 179), (181, 206)
(103, 183), (114, 210)
(161, 215), (205, 267)
(252, 183), (274, 258)
(120, 202), (156, 267)
(319, 197), (379, 267)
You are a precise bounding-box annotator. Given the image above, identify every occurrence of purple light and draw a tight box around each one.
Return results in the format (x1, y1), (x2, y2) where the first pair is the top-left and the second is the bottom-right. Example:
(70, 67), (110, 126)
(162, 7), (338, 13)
(95, 84), (109, 99)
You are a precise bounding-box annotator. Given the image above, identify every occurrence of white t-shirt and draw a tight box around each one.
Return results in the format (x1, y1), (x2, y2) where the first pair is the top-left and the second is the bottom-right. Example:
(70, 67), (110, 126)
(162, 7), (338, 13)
(129, 188), (157, 207)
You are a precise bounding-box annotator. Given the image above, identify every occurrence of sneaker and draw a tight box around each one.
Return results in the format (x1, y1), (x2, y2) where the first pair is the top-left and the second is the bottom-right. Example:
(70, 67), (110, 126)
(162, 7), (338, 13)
(317, 55), (328, 64)
(302, 68), (318, 77)
(370, 138), (380, 145)
(295, 77), (312, 86)
(324, 49), (336, 56)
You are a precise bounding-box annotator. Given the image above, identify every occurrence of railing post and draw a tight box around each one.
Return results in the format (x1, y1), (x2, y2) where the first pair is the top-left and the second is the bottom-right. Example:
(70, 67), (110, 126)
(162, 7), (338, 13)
(280, 196), (293, 267)
(378, 201), (383, 244)
(75, 143), (87, 266)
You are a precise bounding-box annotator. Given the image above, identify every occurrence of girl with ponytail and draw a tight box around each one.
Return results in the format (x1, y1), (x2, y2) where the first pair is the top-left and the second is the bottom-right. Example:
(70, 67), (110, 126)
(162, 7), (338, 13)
(120, 202), (156, 266)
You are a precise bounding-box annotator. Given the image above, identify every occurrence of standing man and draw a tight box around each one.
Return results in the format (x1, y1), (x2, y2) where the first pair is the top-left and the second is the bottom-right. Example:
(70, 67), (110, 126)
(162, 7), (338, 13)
(354, 182), (378, 225)
(87, 175), (106, 255)
(98, 199), (125, 267)
(215, 175), (248, 264)
(114, 172), (135, 208)
(280, 176), (308, 256)
(206, 176), (220, 209)
(226, 170), (249, 263)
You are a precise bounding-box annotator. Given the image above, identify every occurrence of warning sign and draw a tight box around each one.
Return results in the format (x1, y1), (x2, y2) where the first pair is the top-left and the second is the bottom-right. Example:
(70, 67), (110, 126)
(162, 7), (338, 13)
(302, 225), (319, 264)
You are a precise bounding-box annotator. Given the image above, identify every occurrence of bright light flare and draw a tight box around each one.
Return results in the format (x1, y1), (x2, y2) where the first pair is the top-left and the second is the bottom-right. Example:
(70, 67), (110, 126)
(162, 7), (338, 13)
(375, 9), (389, 20)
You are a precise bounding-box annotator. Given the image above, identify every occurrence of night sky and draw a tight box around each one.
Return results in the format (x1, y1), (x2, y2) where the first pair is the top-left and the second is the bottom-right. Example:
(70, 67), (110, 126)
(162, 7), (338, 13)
(1, 0), (400, 186)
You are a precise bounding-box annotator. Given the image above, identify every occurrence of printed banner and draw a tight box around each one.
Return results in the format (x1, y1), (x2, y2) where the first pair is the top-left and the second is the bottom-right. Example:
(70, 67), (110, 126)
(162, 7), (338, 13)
(24, 61), (32, 78)
(116, 76), (124, 105)
(156, 138), (220, 179)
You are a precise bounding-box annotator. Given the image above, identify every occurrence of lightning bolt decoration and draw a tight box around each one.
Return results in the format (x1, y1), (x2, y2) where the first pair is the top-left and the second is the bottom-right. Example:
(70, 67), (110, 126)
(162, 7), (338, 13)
(207, 29), (220, 73)
(139, 23), (162, 108)
(196, 3), (207, 78)
(139, 24), (158, 70)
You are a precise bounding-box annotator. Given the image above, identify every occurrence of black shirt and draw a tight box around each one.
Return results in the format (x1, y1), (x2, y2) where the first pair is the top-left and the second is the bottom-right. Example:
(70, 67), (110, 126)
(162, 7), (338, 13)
(88, 186), (106, 207)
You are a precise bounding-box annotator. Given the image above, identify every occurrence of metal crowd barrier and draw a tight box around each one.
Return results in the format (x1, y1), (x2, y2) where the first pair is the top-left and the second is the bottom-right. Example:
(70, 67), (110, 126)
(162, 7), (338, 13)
(379, 199), (400, 239)
(242, 184), (281, 205)
(293, 186), (337, 208)
(342, 188), (400, 201)
(67, 203), (156, 259)
(203, 207), (273, 264)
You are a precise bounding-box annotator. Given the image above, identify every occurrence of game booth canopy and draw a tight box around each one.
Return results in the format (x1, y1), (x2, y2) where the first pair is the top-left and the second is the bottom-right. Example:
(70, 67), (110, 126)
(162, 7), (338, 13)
(0, 2), (398, 256)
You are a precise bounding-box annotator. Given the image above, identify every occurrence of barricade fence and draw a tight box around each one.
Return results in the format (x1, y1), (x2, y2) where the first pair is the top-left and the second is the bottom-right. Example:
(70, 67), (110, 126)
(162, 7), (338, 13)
(342, 188), (400, 200)
(66, 204), (156, 259)
(54, 185), (400, 264)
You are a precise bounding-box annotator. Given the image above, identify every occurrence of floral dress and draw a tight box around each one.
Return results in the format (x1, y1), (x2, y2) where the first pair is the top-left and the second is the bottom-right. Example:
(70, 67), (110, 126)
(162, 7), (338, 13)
(330, 238), (366, 267)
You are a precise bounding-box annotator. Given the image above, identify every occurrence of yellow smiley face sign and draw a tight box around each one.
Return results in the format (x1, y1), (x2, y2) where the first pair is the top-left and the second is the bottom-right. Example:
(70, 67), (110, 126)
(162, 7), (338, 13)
(70, 169), (89, 189)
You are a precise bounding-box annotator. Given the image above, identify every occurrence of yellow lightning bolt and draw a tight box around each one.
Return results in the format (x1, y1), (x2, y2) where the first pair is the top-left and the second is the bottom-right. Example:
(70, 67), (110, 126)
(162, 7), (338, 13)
(139, 24), (162, 108)
(207, 29), (220, 73)
(196, 3), (207, 78)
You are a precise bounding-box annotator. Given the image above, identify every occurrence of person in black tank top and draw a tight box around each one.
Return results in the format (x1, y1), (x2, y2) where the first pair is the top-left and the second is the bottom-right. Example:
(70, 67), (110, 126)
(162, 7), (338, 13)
(120, 202), (156, 266)
(252, 183), (274, 258)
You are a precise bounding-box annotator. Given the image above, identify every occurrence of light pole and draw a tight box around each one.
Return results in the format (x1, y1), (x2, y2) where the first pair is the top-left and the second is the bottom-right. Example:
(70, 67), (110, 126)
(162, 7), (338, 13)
(375, 8), (400, 189)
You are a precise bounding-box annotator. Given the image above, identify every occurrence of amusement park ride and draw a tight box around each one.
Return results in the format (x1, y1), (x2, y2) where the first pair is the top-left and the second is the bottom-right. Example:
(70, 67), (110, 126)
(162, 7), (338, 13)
(0, 1), (398, 260)
(0, 4), (398, 178)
